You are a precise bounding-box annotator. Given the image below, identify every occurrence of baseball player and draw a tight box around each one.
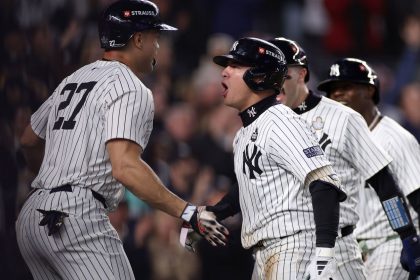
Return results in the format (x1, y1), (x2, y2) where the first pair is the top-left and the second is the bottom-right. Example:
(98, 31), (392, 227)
(269, 37), (420, 280)
(321, 57), (420, 279)
(15, 1), (227, 279)
(203, 37), (348, 280)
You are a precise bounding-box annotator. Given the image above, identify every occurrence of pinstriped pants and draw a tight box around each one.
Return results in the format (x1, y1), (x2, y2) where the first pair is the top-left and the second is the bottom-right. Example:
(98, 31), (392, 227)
(363, 237), (409, 280)
(251, 230), (316, 280)
(16, 187), (134, 280)
(335, 233), (367, 280)
(251, 231), (367, 280)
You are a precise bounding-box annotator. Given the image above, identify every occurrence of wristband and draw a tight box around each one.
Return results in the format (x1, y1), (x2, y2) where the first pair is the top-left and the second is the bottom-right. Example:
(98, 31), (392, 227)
(382, 196), (410, 230)
(181, 204), (197, 222)
(316, 247), (334, 258)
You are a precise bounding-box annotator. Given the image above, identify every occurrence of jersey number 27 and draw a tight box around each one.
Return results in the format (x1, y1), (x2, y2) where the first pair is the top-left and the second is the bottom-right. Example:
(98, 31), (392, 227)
(53, 81), (97, 130)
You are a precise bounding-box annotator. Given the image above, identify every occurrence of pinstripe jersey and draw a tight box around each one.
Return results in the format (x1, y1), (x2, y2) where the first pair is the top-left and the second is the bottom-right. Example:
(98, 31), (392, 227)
(29, 60), (154, 210)
(234, 95), (338, 249)
(355, 115), (420, 239)
(293, 92), (391, 228)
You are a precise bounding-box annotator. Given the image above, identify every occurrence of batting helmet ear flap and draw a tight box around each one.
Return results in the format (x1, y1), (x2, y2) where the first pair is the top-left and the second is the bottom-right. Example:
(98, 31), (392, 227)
(243, 66), (287, 92)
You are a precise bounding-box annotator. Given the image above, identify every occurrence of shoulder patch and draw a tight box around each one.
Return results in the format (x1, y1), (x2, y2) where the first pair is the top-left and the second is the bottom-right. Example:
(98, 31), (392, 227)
(303, 146), (324, 158)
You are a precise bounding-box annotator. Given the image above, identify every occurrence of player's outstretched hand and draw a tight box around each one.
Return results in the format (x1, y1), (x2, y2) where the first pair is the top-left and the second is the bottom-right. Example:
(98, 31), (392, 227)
(304, 247), (337, 280)
(190, 206), (229, 246)
(400, 235), (420, 276)
(180, 204), (229, 247)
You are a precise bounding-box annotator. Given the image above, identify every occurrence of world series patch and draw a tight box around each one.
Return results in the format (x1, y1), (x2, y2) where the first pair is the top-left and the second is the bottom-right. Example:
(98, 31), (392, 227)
(303, 146), (323, 158)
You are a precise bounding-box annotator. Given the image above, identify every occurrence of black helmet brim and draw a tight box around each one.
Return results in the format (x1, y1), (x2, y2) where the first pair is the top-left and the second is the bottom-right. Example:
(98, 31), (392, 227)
(317, 78), (375, 92)
(213, 55), (254, 67)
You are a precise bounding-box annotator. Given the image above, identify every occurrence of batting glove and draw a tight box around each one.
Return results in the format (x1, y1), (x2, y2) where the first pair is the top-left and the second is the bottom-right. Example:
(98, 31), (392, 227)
(304, 247), (338, 280)
(401, 235), (420, 276)
(180, 204), (229, 247)
(179, 223), (202, 252)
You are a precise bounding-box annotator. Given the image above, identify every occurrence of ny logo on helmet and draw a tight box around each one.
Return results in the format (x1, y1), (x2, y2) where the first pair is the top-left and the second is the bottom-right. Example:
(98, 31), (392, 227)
(330, 64), (340, 77)
(231, 41), (239, 51)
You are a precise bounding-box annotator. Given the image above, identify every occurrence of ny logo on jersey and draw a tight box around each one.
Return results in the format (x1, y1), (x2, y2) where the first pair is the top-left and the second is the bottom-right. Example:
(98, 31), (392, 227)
(319, 133), (332, 151)
(243, 144), (262, 179)
(330, 64), (340, 77)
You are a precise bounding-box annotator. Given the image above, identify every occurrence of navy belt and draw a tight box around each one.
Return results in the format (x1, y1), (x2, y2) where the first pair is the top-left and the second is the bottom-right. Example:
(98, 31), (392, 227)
(50, 184), (107, 209)
(340, 225), (354, 238)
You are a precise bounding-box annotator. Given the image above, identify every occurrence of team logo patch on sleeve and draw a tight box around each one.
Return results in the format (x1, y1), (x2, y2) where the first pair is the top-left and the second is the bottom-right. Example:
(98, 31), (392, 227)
(303, 146), (324, 158)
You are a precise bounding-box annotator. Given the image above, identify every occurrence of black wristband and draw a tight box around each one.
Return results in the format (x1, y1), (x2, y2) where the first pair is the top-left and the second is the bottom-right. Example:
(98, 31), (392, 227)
(310, 180), (340, 248)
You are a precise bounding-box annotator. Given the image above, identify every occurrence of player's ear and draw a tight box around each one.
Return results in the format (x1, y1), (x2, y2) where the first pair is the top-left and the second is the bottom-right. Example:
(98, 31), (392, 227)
(132, 32), (143, 50)
(297, 67), (307, 83)
(365, 85), (375, 101)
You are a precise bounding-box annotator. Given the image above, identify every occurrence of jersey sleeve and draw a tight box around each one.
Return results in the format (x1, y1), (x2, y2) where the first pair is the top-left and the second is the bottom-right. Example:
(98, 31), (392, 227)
(386, 130), (420, 196)
(30, 92), (56, 139)
(267, 113), (332, 183)
(104, 86), (154, 150)
(344, 113), (391, 180)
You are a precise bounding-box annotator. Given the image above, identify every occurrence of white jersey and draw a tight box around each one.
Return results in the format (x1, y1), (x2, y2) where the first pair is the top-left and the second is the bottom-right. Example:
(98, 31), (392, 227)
(294, 93), (391, 228)
(355, 116), (420, 239)
(30, 60), (154, 209)
(233, 95), (338, 249)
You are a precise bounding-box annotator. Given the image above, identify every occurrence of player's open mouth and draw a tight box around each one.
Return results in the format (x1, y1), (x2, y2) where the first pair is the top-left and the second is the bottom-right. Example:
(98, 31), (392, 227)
(221, 82), (228, 97)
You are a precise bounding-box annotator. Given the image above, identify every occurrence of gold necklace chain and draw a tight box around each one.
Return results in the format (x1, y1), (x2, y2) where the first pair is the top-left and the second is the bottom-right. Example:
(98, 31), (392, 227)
(368, 108), (381, 130)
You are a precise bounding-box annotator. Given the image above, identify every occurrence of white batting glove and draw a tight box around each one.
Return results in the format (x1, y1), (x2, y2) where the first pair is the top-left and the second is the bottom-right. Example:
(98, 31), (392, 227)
(180, 204), (229, 247)
(304, 247), (338, 280)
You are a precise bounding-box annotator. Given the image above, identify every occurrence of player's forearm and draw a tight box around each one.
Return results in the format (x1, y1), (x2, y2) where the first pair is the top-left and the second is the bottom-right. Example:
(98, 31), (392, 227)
(407, 189), (420, 211)
(112, 156), (187, 218)
(207, 182), (241, 220)
(310, 180), (340, 248)
(367, 166), (417, 239)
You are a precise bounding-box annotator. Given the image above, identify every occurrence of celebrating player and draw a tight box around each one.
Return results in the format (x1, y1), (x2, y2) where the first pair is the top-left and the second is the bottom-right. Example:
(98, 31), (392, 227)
(15, 1), (227, 279)
(206, 37), (347, 280)
(271, 37), (420, 279)
(320, 57), (420, 279)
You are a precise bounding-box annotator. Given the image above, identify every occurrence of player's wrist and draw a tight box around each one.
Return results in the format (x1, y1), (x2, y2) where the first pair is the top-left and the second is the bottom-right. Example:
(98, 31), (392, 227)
(398, 225), (417, 240)
(180, 204), (206, 236)
(315, 247), (334, 258)
(180, 203), (197, 223)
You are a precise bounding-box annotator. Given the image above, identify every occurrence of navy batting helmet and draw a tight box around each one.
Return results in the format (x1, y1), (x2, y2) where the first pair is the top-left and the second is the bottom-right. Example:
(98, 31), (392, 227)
(317, 58), (380, 104)
(213, 37), (287, 92)
(269, 37), (310, 82)
(98, 0), (177, 50)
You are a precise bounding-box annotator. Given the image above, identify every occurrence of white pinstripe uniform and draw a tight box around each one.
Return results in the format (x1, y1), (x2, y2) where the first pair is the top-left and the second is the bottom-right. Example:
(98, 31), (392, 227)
(355, 115), (420, 280)
(291, 92), (392, 280)
(234, 95), (343, 280)
(16, 60), (154, 280)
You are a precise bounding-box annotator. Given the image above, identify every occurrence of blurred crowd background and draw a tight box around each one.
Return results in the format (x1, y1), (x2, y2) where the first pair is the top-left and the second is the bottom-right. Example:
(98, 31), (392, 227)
(0, 0), (419, 279)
